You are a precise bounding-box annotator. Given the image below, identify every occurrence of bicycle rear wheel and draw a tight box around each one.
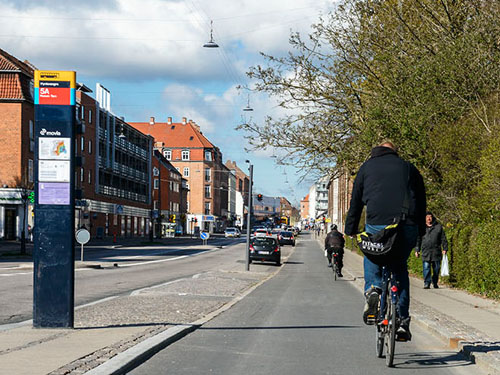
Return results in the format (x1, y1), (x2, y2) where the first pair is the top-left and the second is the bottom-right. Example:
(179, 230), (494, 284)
(332, 258), (337, 280)
(385, 299), (397, 367)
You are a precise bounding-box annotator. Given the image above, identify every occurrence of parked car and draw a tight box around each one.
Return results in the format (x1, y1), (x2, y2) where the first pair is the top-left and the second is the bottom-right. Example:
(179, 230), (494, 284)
(271, 229), (283, 242)
(280, 231), (296, 246)
(249, 236), (281, 266)
(224, 227), (241, 238)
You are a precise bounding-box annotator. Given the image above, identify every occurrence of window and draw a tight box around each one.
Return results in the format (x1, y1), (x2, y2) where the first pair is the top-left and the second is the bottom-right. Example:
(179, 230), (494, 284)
(183, 167), (189, 177)
(80, 105), (85, 120)
(81, 136), (85, 152)
(204, 202), (211, 215)
(163, 150), (171, 160)
(28, 159), (33, 182)
(88, 170), (92, 184)
(205, 185), (211, 198)
(181, 150), (190, 160)
(154, 178), (159, 189)
(204, 168), (211, 182)
(81, 167), (84, 182)
(205, 150), (212, 161)
(29, 120), (34, 152)
(88, 140), (92, 154)
(186, 201), (189, 211)
(88, 110), (92, 124)
(153, 200), (159, 210)
(153, 167), (159, 177)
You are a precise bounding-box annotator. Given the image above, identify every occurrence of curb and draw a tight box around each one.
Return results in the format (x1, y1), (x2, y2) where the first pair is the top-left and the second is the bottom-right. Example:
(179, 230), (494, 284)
(316, 238), (500, 375)
(83, 243), (297, 375)
(83, 324), (196, 375)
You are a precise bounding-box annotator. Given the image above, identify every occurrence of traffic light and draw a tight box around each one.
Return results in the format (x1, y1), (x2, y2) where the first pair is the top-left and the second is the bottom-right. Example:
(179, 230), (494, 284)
(257, 194), (263, 201)
(28, 191), (35, 204)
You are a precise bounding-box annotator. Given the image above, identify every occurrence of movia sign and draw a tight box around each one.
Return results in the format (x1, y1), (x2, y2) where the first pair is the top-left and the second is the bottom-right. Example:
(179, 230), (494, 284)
(33, 70), (76, 328)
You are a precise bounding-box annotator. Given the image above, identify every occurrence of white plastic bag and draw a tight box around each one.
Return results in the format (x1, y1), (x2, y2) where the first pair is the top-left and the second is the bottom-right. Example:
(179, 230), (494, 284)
(440, 253), (449, 277)
(324, 250), (327, 257)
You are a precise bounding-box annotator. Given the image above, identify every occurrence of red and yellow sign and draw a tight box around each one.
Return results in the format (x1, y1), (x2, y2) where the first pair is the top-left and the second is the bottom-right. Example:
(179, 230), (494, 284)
(34, 71), (76, 106)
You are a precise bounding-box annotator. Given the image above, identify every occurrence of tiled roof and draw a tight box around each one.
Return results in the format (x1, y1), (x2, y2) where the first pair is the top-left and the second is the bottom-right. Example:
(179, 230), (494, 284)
(0, 48), (35, 76)
(130, 121), (215, 149)
(0, 73), (23, 99)
(0, 48), (35, 101)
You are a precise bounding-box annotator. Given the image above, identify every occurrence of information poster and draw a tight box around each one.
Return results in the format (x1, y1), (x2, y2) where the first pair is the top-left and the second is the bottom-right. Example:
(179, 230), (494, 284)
(39, 160), (71, 182)
(39, 137), (71, 160)
(38, 182), (70, 205)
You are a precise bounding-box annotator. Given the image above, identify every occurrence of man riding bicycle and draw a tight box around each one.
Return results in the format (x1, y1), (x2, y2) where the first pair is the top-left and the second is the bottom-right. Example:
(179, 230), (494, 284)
(324, 224), (345, 277)
(344, 141), (426, 341)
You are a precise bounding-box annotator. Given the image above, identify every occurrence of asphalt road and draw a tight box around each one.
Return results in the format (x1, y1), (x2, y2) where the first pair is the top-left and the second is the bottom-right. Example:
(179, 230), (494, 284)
(130, 234), (481, 375)
(0, 237), (245, 325)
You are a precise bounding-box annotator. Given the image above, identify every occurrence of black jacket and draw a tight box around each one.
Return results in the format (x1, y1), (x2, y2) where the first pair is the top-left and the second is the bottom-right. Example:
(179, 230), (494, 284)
(344, 147), (426, 236)
(325, 229), (345, 249)
(416, 220), (448, 261)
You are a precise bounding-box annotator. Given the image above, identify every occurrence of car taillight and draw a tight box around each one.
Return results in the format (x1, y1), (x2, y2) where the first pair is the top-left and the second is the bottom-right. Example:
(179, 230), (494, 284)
(274, 246), (279, 253)
(249, 245), (255, 253)
(291, 235), (294, 240)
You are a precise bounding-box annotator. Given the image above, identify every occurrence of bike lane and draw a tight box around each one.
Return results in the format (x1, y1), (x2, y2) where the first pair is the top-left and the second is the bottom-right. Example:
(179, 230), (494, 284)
(129, 233), (481, 375)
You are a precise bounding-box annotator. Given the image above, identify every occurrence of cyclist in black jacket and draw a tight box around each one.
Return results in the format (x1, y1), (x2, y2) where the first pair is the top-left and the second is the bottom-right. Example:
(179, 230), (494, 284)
(324, 224), (345, 277)
(345, 142), (426, 341)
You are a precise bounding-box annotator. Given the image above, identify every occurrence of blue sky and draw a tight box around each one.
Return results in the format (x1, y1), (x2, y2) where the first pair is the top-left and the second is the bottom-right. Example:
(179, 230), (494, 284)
(0, 0), (335, 206)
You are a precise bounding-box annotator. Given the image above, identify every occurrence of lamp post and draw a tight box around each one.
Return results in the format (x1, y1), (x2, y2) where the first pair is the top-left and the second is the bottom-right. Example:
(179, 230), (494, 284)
(245, 160), (253, 271)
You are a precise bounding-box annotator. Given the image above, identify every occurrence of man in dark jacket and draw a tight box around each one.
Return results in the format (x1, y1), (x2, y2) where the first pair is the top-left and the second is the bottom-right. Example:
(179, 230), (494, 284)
(344, 142), (426, 341)
(325, 224), (345, 277)
(415, 212), (448, 289)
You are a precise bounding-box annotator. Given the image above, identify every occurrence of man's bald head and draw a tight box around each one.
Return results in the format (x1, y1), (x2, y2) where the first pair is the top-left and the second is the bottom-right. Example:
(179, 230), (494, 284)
(380, 141), (396, 151)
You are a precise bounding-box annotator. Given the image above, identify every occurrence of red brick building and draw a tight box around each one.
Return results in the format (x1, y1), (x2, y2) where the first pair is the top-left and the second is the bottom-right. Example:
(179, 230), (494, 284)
(0, 48), (35, 240)
(151, 150), (187, 237)
(130, 117), (228, 233)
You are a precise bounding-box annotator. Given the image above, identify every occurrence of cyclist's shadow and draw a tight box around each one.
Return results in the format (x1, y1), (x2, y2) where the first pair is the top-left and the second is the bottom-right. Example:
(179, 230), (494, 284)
(391, 350), (474, 369)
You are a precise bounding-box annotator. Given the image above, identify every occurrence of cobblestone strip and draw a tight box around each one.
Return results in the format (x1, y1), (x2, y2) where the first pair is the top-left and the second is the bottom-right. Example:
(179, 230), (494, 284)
(48, 325), (170, 375)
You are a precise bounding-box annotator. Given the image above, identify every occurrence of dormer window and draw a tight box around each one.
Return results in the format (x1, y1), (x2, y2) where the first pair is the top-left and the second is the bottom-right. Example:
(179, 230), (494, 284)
(205, 150), (212, 161)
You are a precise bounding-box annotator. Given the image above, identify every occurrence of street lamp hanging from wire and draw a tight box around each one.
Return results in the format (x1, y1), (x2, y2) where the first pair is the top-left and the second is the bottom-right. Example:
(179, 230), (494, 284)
(243, 94), (253, 111)
(203, 20), (219, 48)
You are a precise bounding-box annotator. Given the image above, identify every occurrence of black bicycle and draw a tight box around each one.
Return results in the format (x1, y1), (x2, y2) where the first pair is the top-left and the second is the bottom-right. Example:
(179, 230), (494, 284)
(327, 248), (340, 280)
(375, 265), (401, 367)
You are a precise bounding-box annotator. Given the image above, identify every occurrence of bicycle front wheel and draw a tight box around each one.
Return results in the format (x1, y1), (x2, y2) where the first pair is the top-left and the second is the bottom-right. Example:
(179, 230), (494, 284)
(385, 300), (397, 367)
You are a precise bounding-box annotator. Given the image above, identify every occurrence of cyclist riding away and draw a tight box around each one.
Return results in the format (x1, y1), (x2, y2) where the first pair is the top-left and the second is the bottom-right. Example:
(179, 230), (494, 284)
(344, 141), (426, 341)
(324, 224), (345, 277)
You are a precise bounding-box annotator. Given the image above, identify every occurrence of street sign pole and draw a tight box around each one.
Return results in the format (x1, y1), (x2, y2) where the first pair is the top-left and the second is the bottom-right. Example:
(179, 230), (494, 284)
(245, 164), (253, 271)
(33, 70), (76, 328)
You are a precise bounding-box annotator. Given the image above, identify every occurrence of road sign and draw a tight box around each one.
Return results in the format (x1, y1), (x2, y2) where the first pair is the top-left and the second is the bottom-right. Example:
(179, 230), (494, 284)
(76, 228), (90, 263)
(200, 232), (210, 240)
(75, 229), (90, 245)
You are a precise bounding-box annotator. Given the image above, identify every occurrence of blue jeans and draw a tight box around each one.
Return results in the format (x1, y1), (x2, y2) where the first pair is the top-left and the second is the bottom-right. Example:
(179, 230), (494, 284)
(364, 224), (418, 319)
(423, 260), (440, 286)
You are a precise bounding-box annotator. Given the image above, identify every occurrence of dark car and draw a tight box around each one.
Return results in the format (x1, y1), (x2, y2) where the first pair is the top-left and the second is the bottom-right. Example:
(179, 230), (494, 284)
(249, 237), (281, 266)
(280, 231), (296, 246)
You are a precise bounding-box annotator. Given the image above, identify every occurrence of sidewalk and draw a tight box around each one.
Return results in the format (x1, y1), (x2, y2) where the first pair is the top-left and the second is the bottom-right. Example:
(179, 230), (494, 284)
(0, 243), (296, 375)
(318, 233), (500, 375)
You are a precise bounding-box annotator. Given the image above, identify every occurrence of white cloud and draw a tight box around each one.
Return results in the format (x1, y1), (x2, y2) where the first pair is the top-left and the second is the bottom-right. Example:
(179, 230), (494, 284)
(0, 0), (334, 82)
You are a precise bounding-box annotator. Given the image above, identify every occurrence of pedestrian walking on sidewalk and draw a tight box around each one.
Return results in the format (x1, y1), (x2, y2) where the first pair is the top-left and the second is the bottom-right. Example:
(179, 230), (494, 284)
(344, 141), (426, 341)
(415, 212), (448, 289)
(324, 224), (345, 277)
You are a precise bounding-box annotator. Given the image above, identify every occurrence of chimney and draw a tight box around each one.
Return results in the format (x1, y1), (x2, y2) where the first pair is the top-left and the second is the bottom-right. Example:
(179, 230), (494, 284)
(182, 117), (187, 125)
(167, 117), (172, 124)
(149, 117), (155, 125)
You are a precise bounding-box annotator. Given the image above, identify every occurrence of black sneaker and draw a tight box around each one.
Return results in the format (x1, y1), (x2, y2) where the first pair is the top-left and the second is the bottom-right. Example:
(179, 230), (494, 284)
(363, 288), (379, 325)
(423, 284), (430, 289)
(327, 263), (332, 268)
(433, 284), (439, 289)
(396, 317), (412, 342)
(336, 270), (343, 277)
